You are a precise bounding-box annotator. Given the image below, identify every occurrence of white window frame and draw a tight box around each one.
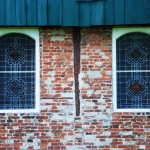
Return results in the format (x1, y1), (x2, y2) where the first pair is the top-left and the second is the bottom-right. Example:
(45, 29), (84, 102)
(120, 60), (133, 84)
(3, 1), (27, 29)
(112, 27), (150, 112)
(0, 28), (40, 113)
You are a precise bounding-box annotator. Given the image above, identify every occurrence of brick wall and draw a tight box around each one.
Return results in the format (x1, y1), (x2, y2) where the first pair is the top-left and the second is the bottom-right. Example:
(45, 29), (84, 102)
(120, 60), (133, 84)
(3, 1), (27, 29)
(0, 27), (149, 150)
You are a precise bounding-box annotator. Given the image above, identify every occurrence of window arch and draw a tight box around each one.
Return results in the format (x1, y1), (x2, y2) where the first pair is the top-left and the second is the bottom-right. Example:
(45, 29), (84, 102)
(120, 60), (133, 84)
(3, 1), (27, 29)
(113, 28), (150, 112)
(0, 33), (35, 71)
(0, 29), (39, 113)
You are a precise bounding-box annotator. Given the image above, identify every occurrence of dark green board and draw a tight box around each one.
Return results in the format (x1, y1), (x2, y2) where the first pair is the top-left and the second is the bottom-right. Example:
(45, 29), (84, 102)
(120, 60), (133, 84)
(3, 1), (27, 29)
(0, 0), (149, 26)
(6, 0), (16, 25)
(16, 0), (26, 25)
(48, 0), (63, 26)
(63, 0), (79, 26)
(37, 0), (47, 25)
(26, 0), (37, 25)
(0, 0), (6, 25)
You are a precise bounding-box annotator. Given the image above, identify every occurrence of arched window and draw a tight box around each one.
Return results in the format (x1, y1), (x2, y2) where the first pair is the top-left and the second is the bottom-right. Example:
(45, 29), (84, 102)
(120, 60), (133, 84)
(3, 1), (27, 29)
(0, 29), (39, 113)
(113, 28), (150, 112)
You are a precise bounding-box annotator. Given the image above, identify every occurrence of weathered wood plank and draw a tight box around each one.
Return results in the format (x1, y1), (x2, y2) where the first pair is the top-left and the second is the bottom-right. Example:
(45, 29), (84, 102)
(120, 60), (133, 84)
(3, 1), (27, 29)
(0, 0), (149, 26)
(48, 0), (62, 26)
(0, 0), (5, 25)
(114, 0), (125, 25)
(63, 0), (79, 26)
(125, 0), (136, 24)
(73, 27), (81, 116)
(91, 1), (104, 25)
(80, 2), (91, 26)
(134, 0), (150, 24)
(104, 0), (114, 25)
(5, 0), (16, 25)
(16, 0), (26, 26)
(26, 0), (37, 25)
(37, 0), (47, 25)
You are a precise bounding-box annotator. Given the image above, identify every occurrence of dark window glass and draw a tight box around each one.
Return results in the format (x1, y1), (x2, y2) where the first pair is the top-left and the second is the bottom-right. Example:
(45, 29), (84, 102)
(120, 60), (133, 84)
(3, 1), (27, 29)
(0, 34), (35, 110)
(0, 34), (35, 71)
(117, 33), (150, 109)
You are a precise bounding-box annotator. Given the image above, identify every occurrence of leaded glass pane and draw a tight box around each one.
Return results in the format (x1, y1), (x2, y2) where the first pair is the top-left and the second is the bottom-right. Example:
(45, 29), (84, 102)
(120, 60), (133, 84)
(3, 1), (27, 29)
(0, 34), (35, 71)
(117, 33), (150, 71)
(117, 72), (150, 109)
(0, 34), (35, 110)
(117, 32), (150, 109)
(0, 73), (35, 109)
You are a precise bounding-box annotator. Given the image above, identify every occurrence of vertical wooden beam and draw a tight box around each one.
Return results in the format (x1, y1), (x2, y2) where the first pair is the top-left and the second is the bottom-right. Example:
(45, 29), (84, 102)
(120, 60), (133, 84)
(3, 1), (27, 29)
(73, 27), (81, 116)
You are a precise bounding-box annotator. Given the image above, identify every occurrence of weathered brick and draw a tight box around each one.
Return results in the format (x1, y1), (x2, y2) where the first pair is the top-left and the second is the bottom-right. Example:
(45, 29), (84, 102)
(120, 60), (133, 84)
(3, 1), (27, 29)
(0, 27), (149, 149)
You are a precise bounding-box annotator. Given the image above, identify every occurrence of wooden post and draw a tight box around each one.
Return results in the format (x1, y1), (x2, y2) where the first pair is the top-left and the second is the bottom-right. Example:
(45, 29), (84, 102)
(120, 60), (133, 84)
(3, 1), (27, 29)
(73, 27), (81, 116)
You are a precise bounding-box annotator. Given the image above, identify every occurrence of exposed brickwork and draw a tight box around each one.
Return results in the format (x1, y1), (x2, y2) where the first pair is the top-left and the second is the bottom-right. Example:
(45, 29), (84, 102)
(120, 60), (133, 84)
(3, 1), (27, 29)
(0, 27), (149, 150)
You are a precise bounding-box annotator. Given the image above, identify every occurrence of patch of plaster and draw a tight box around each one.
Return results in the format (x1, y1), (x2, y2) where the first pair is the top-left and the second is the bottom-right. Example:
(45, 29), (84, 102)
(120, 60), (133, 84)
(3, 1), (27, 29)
(79, 72), (90, 89)
(84, 134), (112, 147)
(88, 71), (102, 79)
